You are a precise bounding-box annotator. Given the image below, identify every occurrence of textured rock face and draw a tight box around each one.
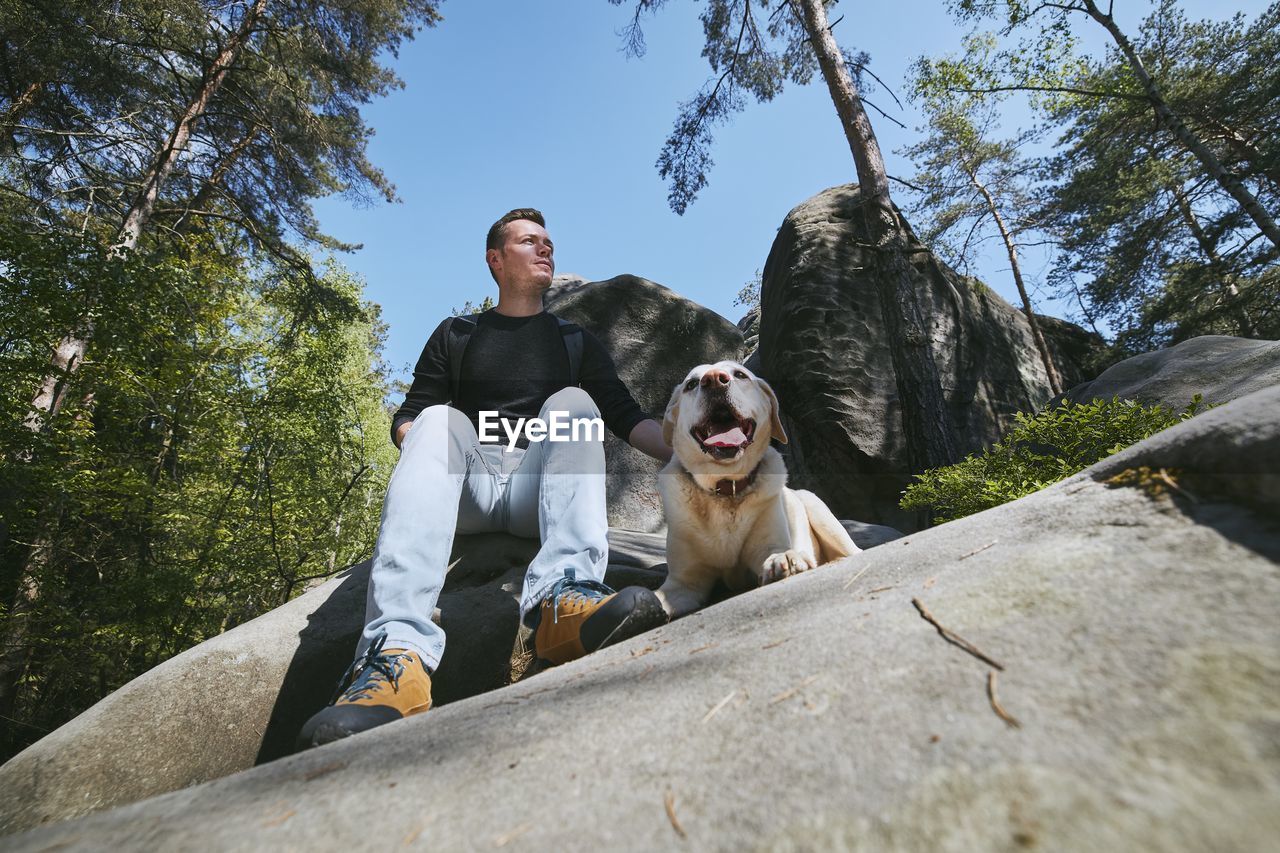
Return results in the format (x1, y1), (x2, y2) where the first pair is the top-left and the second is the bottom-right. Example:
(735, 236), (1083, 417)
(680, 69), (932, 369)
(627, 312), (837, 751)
(0, 530), (667, 835)
(0, 514), (903, 835)
(758, 184), (1099, 531)
(546, 274), (745, 531)
(8, 384), (1278, 851)
(1062, 335), (1280, 409)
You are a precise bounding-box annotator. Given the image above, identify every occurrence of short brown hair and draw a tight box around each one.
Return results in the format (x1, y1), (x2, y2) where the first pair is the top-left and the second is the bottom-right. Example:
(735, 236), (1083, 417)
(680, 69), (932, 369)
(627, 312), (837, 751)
(486, 208), (546, 253)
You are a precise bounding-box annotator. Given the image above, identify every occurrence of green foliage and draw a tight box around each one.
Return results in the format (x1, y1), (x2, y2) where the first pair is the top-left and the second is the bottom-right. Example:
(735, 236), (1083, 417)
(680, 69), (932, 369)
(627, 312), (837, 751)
(1, 0), (442, 253)
(0, 219), (396, 759)
(0, 0), (439, 757)
(612, 0), (848, 213)
(900, 396), (1209, 522)
(898, 82), (1041, 276)
(1039, 1), (1280, 350)
(451, 295), (495, 316)
(927, 0), (1279, 349)
(734, 269), (762, 309)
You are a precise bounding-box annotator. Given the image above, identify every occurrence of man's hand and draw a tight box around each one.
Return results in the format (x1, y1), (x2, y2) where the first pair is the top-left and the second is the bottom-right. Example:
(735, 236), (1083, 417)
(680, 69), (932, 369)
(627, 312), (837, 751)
(628, 418), (672, 464)
(394, 419), (413, 449)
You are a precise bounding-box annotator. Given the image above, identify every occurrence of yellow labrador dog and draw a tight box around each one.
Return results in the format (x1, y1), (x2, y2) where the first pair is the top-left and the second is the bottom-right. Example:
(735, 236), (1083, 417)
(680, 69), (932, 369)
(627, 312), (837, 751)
(656, 360), (859, 618)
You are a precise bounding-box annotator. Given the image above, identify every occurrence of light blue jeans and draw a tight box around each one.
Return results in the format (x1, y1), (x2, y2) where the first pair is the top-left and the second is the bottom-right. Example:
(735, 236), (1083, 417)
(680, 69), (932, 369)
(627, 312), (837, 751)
(356, 387), (609, 671)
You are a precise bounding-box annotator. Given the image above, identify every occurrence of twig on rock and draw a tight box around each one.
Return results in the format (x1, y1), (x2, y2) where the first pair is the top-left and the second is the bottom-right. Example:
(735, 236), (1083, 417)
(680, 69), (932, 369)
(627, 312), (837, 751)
(261, 808), (295, 828)
(701, 689), (738, 723)
(493, 822), (533, 847)
(302, 761), (347, 782)
(1157, 468), (1199, 503)
(664, 790), (688, 839)
(987, 670), (1021, 729)
(770, 675), (820, 704)
(958, 540), (997, 560)
(911, 597), (1005, 671)
(842, 563), (871, 590)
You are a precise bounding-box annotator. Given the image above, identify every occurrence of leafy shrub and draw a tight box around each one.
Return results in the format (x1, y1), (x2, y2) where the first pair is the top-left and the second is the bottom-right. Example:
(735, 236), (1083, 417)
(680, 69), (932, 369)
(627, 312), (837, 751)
(900, 396), (1210, 523)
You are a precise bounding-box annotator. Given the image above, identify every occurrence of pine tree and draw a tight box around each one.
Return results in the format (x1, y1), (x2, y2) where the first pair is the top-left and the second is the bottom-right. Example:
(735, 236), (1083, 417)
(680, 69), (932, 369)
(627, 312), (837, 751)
(612, 0), (959, 471)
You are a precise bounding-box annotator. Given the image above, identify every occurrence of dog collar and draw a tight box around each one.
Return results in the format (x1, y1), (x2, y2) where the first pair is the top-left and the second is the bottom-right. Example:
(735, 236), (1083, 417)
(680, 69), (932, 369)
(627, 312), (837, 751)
(685, 463), (761, 498)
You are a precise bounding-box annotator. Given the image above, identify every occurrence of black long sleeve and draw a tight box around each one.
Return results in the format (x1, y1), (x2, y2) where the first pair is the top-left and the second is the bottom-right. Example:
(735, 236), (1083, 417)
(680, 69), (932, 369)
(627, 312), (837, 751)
(577, 328), (649, 443)
(390, 318), (451, 444)
(389, 311), (649, 447)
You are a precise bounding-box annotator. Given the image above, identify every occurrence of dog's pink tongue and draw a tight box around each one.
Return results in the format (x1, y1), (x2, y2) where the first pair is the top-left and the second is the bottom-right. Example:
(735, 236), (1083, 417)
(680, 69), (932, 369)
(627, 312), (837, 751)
(704, 427), (748, 447)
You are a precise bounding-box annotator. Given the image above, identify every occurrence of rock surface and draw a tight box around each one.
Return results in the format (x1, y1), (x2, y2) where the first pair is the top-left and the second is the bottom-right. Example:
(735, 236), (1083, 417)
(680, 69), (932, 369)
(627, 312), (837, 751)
(8, 383), (1278, 851)
(1062, 335), (1280, 409)
(757, 184), (1101, 531)
(0, 518), (903, 835)
(0, 530), (667, 835)
(546, 274), (745, 532)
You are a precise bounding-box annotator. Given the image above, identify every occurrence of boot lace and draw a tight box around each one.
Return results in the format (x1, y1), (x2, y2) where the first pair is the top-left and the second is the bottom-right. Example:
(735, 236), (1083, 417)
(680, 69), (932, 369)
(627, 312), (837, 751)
(332, 634), (411, 703)
(545, 568), (614, 624)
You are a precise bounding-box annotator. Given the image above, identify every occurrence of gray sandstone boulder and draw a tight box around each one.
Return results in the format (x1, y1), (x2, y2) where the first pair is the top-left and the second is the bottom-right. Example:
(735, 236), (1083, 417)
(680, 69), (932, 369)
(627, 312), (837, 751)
(0, 514), (902, 836)
(1062, 335), (1280, 409)
(8, 382), (1278, 851)
(546, 274), (745, 532)
(757, 184), (1101, 531)
(0, 530), (667, 835)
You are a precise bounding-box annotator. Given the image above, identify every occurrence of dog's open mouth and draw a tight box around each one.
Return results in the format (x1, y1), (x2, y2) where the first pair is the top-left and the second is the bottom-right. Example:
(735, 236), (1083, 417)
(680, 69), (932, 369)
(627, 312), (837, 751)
(691, 411), (756, 461)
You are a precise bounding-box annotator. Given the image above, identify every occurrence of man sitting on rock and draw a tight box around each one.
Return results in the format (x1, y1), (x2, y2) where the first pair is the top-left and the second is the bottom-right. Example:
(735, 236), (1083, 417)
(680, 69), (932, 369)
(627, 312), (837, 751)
(298, 208), (673, 749)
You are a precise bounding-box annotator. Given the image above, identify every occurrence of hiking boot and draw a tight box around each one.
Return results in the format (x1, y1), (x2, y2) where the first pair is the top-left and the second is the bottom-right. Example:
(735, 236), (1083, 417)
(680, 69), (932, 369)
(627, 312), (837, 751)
(296, 635), (432, 750)
(532, 569), (668, 666)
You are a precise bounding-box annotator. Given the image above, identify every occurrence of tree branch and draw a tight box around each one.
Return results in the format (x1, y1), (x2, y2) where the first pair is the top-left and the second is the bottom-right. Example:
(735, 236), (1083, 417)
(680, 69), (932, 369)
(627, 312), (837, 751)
(947, 84), (1147, 101)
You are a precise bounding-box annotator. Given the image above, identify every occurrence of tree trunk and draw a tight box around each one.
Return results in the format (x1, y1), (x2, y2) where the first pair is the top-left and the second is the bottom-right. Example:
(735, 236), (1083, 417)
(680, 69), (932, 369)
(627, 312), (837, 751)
(116, 0), (267, 252)
(23, 0), (268, 436)
(1080, 0), (1280, 253)
(789, 0), (958, 472)
(1, 81), (42, 148)
(1171, 186), (1255, 337)
(1202, 116), (1280, 193)
(175, 126), (261, 235)
(0, 0), (269, 722)
(966, 167), (1064, 395)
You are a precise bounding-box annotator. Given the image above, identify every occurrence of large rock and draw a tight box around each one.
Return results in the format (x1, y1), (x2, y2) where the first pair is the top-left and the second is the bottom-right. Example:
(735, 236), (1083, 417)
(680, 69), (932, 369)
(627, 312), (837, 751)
(0, 513), (902, 836)
(546, 274), (744, 531)
(0, 530), (667, 835)
(8, 384), (1278, 851)
(1062, 335), (1280, 409)
(757, 184), (1100, 531)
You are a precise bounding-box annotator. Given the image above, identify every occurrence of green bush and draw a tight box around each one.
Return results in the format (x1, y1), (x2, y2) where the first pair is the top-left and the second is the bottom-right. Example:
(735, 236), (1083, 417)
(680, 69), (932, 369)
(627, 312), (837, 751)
(900, 396), (1210, 523)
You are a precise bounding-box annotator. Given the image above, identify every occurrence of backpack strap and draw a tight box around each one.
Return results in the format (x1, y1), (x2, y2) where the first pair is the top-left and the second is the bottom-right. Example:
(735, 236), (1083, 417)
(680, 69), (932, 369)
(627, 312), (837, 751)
(557, 316), (584, 387)
(446, 314), (479, 403)
(446, 313), (585, 400)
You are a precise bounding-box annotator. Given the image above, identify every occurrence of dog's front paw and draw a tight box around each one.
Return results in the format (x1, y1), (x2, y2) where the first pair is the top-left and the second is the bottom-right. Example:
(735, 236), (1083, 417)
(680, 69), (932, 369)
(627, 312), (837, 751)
(760, 550), (817, 585)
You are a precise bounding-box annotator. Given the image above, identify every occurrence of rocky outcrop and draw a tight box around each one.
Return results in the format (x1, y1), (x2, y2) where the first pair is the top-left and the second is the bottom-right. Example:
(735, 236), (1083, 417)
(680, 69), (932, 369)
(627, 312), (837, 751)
(737, 305), (760, 359)
(0, 530), (668, 835)
(1062, 335), (1280, 409)
(0, 516), (903, 835)
(757, 184), (1101, 531)
(546, 274), (744, 532)
(7, 382), (1277, 851)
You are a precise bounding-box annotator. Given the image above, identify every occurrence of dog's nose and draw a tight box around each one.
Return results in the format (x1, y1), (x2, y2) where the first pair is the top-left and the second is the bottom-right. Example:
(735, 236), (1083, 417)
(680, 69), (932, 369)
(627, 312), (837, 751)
(701, 369), (732, 389)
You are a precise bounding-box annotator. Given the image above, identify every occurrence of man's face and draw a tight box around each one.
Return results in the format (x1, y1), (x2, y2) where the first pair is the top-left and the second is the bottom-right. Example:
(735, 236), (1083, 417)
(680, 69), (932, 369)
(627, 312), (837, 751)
(487, 219), (555, 293)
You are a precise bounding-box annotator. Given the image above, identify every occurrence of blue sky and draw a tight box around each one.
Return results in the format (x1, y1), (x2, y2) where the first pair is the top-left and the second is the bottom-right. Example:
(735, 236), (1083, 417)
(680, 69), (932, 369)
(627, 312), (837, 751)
(312, 0), (1268, 383)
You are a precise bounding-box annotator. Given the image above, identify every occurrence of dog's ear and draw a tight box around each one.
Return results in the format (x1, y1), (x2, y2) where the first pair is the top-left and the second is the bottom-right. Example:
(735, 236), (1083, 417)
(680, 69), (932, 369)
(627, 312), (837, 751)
(662, 382), (682, 447)
(755, 377), (787, 444)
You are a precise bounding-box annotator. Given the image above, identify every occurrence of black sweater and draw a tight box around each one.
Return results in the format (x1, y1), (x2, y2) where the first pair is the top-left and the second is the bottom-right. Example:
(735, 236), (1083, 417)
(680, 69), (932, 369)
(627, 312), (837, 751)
(391, 310), (650, 448)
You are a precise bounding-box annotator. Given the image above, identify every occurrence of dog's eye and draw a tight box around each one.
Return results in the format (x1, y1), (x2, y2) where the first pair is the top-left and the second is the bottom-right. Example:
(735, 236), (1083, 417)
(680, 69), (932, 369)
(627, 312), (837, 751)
(683, 378), (698, 392)
(733, 370), (747, 379)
